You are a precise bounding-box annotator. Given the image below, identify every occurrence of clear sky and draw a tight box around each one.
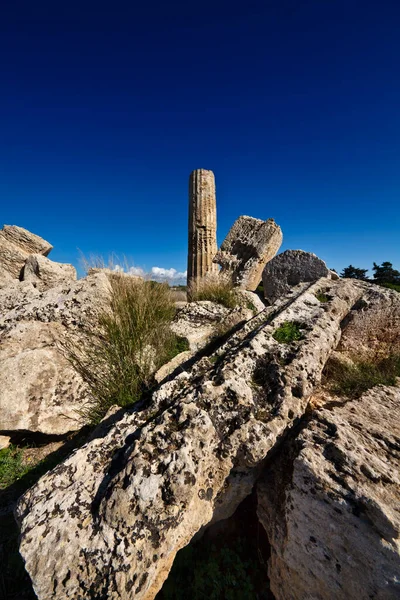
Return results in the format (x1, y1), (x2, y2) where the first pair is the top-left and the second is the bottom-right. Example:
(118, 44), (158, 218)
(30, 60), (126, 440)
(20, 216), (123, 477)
(1, 0), (399, 281)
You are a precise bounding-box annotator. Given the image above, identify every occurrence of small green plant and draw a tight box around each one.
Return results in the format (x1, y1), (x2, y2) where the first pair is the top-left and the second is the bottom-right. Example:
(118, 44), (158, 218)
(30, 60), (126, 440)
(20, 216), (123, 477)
(273, 321), (303, 344)
(64, 275), (183, 424)
(315, 291), (329, 303)
(188, 275), (238, 309)
(158, 539), (258, 600)
(0, 446), (31, 490)
(324, 354), (400, 398)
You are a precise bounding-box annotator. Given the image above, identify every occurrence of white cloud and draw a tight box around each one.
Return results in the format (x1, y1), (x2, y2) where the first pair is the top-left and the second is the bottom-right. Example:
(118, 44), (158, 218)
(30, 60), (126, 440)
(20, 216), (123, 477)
(128, 266), (146, 277)
(112, 264), (186, 283)
(150, 267), (187, 281)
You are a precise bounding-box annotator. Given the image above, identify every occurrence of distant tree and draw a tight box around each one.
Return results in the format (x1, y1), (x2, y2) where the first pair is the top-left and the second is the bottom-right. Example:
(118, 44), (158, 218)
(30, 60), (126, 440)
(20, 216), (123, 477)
(340, 265), (369, 280)
(372, 262), (400, 285)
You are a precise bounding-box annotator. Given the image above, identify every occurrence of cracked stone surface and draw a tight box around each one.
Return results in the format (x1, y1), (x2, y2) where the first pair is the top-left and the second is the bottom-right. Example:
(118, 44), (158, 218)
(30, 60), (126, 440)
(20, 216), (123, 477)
(0, 272), (110, 434)
(214, 216), (282, 291)
(257, 385), (400, 600)
(16, 278), (365, 600)
(0, 224), (52, 287)
(0, 320), (87, 434)
(263, 249), (330, 304)
(22, 254), (77, 291)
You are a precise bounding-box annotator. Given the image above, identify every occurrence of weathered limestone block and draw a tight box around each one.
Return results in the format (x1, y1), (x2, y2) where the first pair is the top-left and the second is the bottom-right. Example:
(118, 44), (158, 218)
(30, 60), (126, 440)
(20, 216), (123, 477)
(16, 278), (366, 600)
(0, 225), (52, 255)
(0, 225), (52, 286)
(0, 321), (86, 434)
(214, 216), (282, 291)
(187, 169), (218, 291)
(338, 283), (400, 360)
(22, 254), (77, 290)
(257, 385), (400, 600)
(262, 249), (329, 304)
(0, 273), (110, 434)
(154, 350), (193, 383)
(0, 280), (39, 316)
(0, 271), (110, 332)
(170, 300), (253, 351)
(235, 289), (266, 313)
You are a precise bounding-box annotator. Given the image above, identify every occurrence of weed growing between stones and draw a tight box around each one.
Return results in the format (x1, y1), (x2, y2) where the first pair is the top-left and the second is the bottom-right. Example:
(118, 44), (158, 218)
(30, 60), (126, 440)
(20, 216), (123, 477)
(324, 354), (400, 398)
(188, 274), (239, 308)
(273, 321), (303, 344)
(0, 446), (30, 490)
(156, 493), (273, 600)
(315, 291), (329, 303)
(64, 274), (184, 424)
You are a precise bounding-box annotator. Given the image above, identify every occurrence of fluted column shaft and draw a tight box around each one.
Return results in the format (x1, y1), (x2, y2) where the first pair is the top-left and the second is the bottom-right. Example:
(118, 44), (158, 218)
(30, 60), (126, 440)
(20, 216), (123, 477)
(187, 169), (218, 289)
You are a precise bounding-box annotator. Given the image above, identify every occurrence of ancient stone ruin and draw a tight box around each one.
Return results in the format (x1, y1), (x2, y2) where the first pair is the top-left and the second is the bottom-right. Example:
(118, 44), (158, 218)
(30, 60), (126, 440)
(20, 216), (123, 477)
(262, 249), (330, 304)
(0, 224), (53, 286)
(214, 215), (283, 290)
(1, 176), (399, 600)
(187, 169), (218, 291)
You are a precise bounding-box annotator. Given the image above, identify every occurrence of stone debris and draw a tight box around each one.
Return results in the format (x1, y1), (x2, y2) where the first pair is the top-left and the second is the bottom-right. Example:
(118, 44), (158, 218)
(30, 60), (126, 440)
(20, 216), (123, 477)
(154, 350), (193, 383)
(0, 224), (52, 286)
(22, 254), (77, 290)
(214, 216), (282, 291)
(0, 321), (87, 435)
(187, 169), (218, 292)
(0, 271), (110, 333)
(170, 300), (253, 351)
(338, 282), (400, 360)
(262, 249), (329, 304)
(257, 385), (400, 600)
(16, 278), (365, 600)
(0, 272), (110, 434)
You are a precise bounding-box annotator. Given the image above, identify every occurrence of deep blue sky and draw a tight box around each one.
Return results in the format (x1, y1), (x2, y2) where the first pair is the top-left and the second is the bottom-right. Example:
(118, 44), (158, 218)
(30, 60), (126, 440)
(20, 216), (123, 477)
(1, 0), (399, 279)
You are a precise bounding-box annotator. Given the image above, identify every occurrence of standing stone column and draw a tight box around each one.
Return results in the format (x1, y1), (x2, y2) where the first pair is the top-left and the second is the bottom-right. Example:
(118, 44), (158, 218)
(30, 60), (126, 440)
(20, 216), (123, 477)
(187, 169), (218, 291)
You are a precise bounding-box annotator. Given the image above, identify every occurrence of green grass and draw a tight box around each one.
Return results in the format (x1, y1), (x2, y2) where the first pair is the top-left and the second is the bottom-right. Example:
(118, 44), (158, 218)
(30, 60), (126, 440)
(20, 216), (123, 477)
(315, 291), (329, 303)
(64, 275), (185, 424)
(159, 541), (255, 600)
(188, 275), (239, 309)
(0, 446), (31, 490)
(324, 354), (400, 398)
(273, 321), (303, 344)
(163, 336), (190, 361)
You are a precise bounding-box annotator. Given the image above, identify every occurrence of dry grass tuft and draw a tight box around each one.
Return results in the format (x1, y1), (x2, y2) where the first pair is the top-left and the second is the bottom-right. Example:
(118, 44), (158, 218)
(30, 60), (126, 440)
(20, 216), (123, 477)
(63, 274), (183, 424)
(323, 353), (400, 399)
(188, 274), (239, 308)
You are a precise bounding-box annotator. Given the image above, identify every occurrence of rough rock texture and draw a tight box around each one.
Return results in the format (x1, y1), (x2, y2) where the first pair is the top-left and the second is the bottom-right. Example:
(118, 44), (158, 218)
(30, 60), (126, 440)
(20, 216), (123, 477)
(236, 289), (266, 313)
(338, 283), (400, 360)
(0, 280), (39, 315)
(0, 435), (10, 450)
(154, 350), (193, 383)
(214, 216), (282, 291)
(0, 271), (110, 333)
(16, 278), (366, 600)
(0, 225), (52, 286)
(257, 385), (400, 600)
(170, 300), (252, 351)
(22, 254), (77, 290)
(329, 269), (340, 280)
(0, 272), (110, 434)
(0, 321), (86, 434)
(187, 169), (218, 291)
(263, 249), (329, 304)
